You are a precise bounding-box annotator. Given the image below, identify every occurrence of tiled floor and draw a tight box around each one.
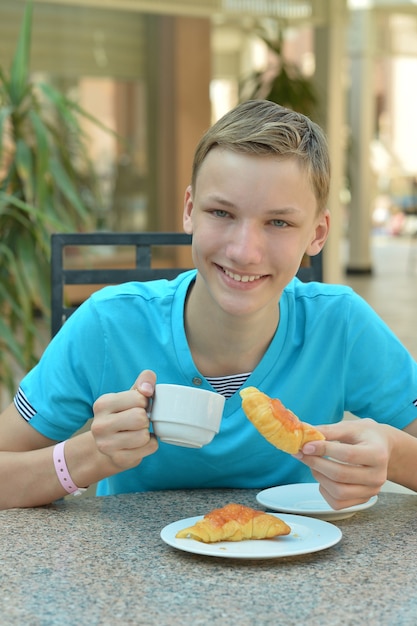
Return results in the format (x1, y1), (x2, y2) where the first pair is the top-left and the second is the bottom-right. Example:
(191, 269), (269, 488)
(342, 233), (417, 360)
(342, 232), (417, 493)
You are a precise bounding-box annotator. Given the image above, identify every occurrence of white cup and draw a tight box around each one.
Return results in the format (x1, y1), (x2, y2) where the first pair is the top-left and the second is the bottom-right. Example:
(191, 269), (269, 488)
(150, 384), (225, 448)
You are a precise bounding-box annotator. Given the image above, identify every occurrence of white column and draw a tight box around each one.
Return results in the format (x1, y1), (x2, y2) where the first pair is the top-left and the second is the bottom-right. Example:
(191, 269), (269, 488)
(315, 0), (348, 283)
(346, 9), (375, 274)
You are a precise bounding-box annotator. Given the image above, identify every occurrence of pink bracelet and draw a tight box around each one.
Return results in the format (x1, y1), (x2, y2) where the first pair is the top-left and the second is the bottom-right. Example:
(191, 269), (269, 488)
(53, 441), (87, 496)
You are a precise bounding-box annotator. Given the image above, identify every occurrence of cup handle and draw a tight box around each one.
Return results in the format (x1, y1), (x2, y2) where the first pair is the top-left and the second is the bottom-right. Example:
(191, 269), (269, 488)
(147, 393), (154, 418)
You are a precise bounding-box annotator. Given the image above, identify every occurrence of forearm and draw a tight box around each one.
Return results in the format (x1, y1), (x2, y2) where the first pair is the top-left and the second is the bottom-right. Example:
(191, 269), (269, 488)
(385, 425), (417, 492)
(0, 431), (118, 510)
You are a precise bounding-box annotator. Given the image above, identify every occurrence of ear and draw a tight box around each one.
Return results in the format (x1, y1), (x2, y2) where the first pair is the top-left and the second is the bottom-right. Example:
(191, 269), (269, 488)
(305, 209), (330, 256)
(183, 185), (194, 234)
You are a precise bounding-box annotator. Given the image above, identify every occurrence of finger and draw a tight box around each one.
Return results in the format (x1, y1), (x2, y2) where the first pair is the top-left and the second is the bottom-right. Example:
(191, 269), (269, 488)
(100, 435), (159, 470)
(292, 423), (350, 460)
(300, 436), (387, 470)
(297, 439), (360, 465)
(316, 469), (382, 498)
(314, 463), (383, 498)
(93, 406), (156, 449)
(131, 369), (156, 397)
(92, 403), (150, 441)
(298, 448), (387, 494)
(296, 439), (328, 458)
(104, 422), (154, 450)
(306, 454), (370, 483)
(94, 388), (149, 415)
(316, 479), (377, 510)
(316, 419), (376, 445)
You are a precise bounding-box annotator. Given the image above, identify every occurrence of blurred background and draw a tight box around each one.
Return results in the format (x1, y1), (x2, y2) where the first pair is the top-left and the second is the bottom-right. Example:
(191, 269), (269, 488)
(1, 0), (416, 406)
(2, 1), (417, 273)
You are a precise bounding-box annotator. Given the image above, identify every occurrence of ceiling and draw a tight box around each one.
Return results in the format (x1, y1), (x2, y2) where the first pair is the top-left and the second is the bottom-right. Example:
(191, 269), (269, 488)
(33, 0), (342, 24)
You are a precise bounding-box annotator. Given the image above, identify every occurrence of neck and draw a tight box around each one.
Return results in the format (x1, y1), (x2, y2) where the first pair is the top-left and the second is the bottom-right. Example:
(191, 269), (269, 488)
(184, 282), (280, 377)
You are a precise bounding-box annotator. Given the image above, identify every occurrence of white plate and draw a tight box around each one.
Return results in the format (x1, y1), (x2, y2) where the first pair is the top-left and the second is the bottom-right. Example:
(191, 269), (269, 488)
(160, 513), (342, 559)
(256, 483), (378, 521)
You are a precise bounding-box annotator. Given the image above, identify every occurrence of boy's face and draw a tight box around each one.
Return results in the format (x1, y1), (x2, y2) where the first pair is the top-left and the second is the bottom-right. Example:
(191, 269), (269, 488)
(183, 147), (329, 318)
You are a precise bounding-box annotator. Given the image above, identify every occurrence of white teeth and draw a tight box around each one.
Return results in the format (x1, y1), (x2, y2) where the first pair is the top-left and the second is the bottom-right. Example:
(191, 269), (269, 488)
(223, 268), (262, 282)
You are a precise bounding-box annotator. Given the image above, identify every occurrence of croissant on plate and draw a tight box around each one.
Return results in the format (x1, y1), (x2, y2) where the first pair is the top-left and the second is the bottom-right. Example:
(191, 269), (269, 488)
(175, 503), (291, 543)
(240, 386), (325, 454)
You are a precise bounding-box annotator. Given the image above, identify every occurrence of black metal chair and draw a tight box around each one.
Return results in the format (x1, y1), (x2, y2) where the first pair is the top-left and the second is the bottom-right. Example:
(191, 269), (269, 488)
(50, 231), (322, 337)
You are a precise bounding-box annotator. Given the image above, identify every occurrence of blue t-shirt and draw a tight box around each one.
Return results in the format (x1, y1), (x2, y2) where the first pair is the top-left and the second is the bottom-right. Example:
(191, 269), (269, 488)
(16, 270), (417, 495)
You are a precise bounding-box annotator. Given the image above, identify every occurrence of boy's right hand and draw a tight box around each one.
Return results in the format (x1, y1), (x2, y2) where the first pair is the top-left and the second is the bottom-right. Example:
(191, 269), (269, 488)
(91, 370), (158, 471)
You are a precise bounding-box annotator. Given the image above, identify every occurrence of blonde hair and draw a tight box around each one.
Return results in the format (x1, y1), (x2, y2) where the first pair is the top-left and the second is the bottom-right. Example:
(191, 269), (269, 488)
(192, 100), (330, 213)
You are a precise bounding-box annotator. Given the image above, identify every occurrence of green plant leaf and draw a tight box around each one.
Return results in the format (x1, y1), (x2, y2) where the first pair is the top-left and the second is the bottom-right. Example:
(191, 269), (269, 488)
(0, 316), (27, 369)
(0, 205), (34, 231)
(28, 109), (50, 208)
(0, 243), (31, 314)
(16, 237), (39, 303)
(70, 98), (123, 143)
(0, 280), (29, 328)
(38, 82), (89, 148)
(0, 192), (71, 231)
(48, 157), (90, 220)
(9, 1), (33, 105)
(0, 106), (12, 168)
(0, 67), (10, 96)
(15, 138), (35, 204)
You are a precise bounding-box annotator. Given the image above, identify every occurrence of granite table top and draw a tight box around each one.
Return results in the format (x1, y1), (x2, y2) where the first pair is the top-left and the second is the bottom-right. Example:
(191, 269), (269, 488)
(1, 489), (416, 626)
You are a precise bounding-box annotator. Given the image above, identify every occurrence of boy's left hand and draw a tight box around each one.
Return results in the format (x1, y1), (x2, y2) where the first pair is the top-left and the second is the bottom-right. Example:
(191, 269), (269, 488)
(293, 418), (391, 509)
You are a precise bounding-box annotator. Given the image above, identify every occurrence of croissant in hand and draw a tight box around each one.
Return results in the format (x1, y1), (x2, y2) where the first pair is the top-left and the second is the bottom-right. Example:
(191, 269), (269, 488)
(175, 503), (291, 543)
(240, 386), (325, 454)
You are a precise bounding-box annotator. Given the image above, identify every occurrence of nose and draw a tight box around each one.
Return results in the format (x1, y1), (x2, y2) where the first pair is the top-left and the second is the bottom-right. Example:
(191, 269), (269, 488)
(225, 222), (263, 266)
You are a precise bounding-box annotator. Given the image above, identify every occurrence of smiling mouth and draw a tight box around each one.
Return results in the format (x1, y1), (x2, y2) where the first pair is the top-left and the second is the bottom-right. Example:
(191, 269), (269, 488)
(222, 267), (264, 283)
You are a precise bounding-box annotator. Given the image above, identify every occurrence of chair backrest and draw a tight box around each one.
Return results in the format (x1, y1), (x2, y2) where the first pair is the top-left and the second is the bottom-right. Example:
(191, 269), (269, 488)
(50, 231), (323, 337)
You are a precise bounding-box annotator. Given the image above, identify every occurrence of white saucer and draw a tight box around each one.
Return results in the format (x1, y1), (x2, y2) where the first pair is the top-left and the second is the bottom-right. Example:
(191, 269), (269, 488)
(161, 513), (342, 559)
(256, 483), (378, 521)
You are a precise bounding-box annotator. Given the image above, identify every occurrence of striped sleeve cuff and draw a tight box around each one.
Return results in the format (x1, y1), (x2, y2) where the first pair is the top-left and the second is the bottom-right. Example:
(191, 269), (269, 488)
(14, 387), (36, 422)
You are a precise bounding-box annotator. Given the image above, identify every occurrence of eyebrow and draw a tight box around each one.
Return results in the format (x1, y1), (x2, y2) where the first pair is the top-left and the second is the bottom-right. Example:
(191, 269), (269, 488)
(265, 208), (303, 216)
(204, 194), (235, 208)
(204, 195), (302, 215)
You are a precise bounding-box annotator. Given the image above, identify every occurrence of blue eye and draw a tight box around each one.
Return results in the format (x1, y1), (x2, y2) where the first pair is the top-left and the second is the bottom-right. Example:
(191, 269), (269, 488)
(271, 219), (288, 228)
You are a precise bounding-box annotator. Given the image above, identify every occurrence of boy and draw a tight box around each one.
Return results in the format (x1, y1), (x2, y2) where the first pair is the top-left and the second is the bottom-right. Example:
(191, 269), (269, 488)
(1, 100), (416, 509)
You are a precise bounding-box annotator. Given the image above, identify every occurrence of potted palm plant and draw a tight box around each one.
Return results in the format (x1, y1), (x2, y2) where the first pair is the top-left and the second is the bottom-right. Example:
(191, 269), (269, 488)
(0, 1), (105, 401)
(239, 26), (318, 118)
